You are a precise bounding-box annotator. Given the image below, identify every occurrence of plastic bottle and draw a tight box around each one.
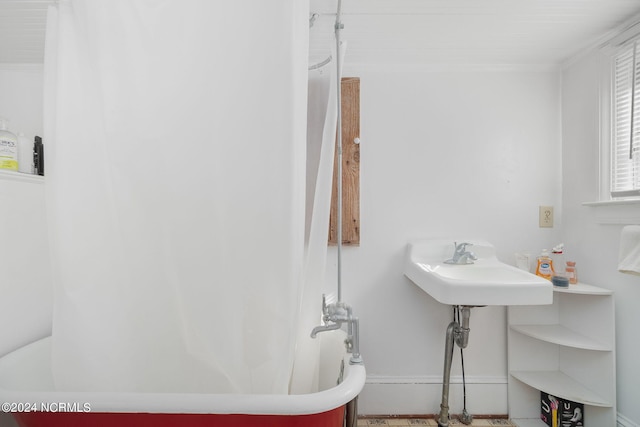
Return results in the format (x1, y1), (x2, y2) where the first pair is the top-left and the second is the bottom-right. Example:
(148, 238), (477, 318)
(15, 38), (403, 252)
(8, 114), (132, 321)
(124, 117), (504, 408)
(17, 132), (33, 174)
(551, 243), (565, 273)
(0, 118), (18, 171)
(565, 261), (578, 284)
(535, 249), (554, 280)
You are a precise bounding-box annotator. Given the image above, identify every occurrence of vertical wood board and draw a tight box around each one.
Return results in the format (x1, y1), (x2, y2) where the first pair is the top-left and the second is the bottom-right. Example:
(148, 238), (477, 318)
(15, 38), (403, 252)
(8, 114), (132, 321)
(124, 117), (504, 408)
(329, 77), (360, 245)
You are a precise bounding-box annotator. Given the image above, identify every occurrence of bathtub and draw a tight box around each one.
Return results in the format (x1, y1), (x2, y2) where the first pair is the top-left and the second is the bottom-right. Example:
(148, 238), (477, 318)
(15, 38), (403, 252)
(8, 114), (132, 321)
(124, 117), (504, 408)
(0, 329), (365, 427)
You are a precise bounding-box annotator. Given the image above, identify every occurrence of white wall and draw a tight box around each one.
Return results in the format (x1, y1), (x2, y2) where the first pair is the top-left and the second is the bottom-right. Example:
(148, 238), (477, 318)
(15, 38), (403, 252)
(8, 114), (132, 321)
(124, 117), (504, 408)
(562, 52), (640, 426)
(0, 64), (49, 427)
(329, 66), (563, 415)
(0, 64), (51, 353)
(0, 65), (44, 141)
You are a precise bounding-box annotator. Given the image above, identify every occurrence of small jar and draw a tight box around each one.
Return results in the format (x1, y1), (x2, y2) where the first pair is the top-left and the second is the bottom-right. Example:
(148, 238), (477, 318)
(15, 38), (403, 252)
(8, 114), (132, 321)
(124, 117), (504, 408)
(551, 273), (570, 288)
(565, 261), (578, 284)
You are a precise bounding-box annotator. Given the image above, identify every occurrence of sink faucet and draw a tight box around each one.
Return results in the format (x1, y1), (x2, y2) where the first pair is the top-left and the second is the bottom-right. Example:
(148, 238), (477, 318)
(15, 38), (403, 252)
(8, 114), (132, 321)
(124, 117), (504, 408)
(445, 242), (477, 265)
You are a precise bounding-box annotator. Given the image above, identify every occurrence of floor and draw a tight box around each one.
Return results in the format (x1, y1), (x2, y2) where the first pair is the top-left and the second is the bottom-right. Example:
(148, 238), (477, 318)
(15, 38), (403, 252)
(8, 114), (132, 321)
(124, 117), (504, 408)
(357, 418), (516, 426)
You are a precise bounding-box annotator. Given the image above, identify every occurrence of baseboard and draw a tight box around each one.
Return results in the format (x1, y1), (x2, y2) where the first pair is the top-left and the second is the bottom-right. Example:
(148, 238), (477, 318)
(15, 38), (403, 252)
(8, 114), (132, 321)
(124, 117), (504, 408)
(618, 412), (640, 427)
(358, 375), (508, 416)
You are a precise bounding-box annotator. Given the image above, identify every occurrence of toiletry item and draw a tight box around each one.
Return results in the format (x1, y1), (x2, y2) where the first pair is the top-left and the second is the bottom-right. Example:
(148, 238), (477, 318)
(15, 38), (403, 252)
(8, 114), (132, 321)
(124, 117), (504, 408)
(0, 117), (18, 171)
(33, 136), (44, 176)
(17, 132), (33, 174)
(515, 252), (532, 272)
(551, 243), (565, 274)
(551, 274), (569, 288)
(565, 261), (578, 284)
(536, 249), (554, 280)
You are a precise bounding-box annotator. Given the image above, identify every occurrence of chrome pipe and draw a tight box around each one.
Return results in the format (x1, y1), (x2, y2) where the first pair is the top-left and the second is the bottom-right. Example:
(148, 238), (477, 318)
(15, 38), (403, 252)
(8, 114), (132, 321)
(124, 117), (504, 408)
(310, 299), (363, 365)
(346, 305), (362, 364)
(455, 306), (471, 348)
(334, 0), (344, 303)
(437, 321), (456, 427)
(437, 306), (472, 427)
(310, 321), (341, 338)
(345, 397), (358, 427)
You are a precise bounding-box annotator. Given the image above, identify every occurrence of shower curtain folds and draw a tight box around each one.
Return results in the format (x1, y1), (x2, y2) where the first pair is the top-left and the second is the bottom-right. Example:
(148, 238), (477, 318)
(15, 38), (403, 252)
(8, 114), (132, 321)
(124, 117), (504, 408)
(44, 0), (313, 394)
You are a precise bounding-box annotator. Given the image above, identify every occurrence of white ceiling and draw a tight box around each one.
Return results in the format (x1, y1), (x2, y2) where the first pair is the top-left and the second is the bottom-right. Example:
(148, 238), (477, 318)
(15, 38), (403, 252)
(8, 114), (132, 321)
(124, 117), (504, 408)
(0, 0), (50, 64)
(310, 0), (640, 67)
(2, 0), (640, 66)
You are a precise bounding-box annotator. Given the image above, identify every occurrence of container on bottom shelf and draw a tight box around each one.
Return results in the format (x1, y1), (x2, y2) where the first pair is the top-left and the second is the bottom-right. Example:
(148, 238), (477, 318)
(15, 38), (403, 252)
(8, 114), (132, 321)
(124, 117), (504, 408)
(541, 391), (583, 427)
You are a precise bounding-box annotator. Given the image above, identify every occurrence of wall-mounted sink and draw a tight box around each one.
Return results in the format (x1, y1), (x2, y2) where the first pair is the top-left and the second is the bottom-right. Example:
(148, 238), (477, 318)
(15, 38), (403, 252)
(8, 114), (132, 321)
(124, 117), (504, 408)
(404, 239), (552, 306)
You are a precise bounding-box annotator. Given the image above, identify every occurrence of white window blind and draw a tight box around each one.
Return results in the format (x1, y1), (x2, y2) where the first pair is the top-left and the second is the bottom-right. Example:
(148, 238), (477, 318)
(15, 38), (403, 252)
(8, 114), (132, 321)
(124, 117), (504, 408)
(612, 40), (640, 198)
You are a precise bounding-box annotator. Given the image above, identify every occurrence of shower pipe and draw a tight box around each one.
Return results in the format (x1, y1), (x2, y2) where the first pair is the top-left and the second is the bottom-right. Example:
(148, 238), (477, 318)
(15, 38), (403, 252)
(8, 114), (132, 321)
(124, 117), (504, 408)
(335, 0), (344, 303)
(307, 2), (345, 300)
(309, 0), (362, 368)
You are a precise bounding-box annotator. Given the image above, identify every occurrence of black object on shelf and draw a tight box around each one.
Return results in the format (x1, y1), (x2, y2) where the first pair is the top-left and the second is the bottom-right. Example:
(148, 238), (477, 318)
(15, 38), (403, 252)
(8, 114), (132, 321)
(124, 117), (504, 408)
(34, 135), (44, 176)
(541, 391), (584, 427)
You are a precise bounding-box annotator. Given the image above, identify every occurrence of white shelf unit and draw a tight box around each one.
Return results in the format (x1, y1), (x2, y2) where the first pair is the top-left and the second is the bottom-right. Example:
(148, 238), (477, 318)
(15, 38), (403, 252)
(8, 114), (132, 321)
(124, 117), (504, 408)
(507, 283), (616, 426)
(0, 168), (43, 184)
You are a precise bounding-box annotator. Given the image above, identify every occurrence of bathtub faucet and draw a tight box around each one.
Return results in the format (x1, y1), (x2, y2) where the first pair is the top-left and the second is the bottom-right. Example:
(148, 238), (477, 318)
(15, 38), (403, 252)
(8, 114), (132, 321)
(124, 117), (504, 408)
(311, 295), (363, 365)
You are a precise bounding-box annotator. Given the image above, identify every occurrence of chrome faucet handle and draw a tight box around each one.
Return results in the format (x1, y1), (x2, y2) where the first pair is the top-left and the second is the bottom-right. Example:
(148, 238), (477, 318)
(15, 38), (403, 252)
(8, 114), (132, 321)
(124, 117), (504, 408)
(321, 294), (328, 320)
(455, 242), (473, 253)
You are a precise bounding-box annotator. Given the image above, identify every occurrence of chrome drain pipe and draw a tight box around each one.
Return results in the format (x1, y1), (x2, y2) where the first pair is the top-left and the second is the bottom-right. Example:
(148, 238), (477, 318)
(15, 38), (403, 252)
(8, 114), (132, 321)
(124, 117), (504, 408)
(437, 306), (472, 427)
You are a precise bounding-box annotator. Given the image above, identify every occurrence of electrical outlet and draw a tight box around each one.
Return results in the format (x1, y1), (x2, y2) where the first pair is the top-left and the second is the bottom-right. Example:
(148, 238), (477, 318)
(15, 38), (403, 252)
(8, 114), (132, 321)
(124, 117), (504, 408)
(539, 206), (554, 228)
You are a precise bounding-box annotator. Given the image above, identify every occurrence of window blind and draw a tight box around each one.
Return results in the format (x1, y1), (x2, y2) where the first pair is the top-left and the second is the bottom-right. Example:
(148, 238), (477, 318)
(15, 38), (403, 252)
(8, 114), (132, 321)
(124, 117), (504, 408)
(612, 40), (640, 198)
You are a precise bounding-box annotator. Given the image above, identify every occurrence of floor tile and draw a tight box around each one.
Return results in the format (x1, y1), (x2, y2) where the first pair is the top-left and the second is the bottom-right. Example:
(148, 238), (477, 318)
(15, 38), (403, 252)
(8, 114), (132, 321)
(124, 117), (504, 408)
(367, 420), (389, 425)
(357, 417), (514, 427)
(386, 419), (410, 426)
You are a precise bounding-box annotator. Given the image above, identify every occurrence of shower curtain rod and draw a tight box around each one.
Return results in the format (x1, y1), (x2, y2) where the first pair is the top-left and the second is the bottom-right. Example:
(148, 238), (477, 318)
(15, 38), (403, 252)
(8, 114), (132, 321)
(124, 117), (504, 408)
(308, 55), (332, 70)
(308, 12), (331, 70)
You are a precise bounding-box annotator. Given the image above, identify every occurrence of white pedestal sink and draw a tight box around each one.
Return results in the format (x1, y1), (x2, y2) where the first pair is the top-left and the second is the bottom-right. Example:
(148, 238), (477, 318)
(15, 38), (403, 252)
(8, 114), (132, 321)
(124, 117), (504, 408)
(404, 239), (552, 306)
(404, 239), (552, 426)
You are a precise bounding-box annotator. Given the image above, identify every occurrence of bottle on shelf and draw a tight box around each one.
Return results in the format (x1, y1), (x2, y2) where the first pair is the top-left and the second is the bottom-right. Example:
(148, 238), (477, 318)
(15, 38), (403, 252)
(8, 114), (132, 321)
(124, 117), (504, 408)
(565, 261), (578, 284)
(535, 249), (554, 280)
(0, 117), (18, 171)
(551, 243), (565, 274)
(17, 132), (34, 174)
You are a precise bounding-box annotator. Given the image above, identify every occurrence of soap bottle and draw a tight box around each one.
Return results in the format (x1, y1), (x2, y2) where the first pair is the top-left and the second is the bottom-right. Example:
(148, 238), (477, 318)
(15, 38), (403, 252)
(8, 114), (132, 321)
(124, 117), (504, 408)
(0, 117), (18, 171)
(17, 132), (33, 174)
(536, 249), (554, 280)
(565, 261), (578, 284)
(551, 243), (565, 273)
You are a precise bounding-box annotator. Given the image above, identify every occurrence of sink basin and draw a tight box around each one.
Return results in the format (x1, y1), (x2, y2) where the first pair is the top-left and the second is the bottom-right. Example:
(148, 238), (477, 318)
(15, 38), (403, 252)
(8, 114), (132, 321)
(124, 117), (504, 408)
(404, 239), (552, 306)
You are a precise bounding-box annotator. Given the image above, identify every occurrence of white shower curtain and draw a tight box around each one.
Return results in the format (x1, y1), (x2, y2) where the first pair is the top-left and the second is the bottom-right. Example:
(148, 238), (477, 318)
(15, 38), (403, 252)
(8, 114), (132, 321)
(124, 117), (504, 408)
(44, 0), (310, 393)
(290, 43), (346, 394)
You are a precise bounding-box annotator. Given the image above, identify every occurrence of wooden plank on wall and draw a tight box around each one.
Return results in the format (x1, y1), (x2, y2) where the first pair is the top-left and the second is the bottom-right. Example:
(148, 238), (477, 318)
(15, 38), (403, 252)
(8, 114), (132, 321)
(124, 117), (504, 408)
(329, 77), (360, 246)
